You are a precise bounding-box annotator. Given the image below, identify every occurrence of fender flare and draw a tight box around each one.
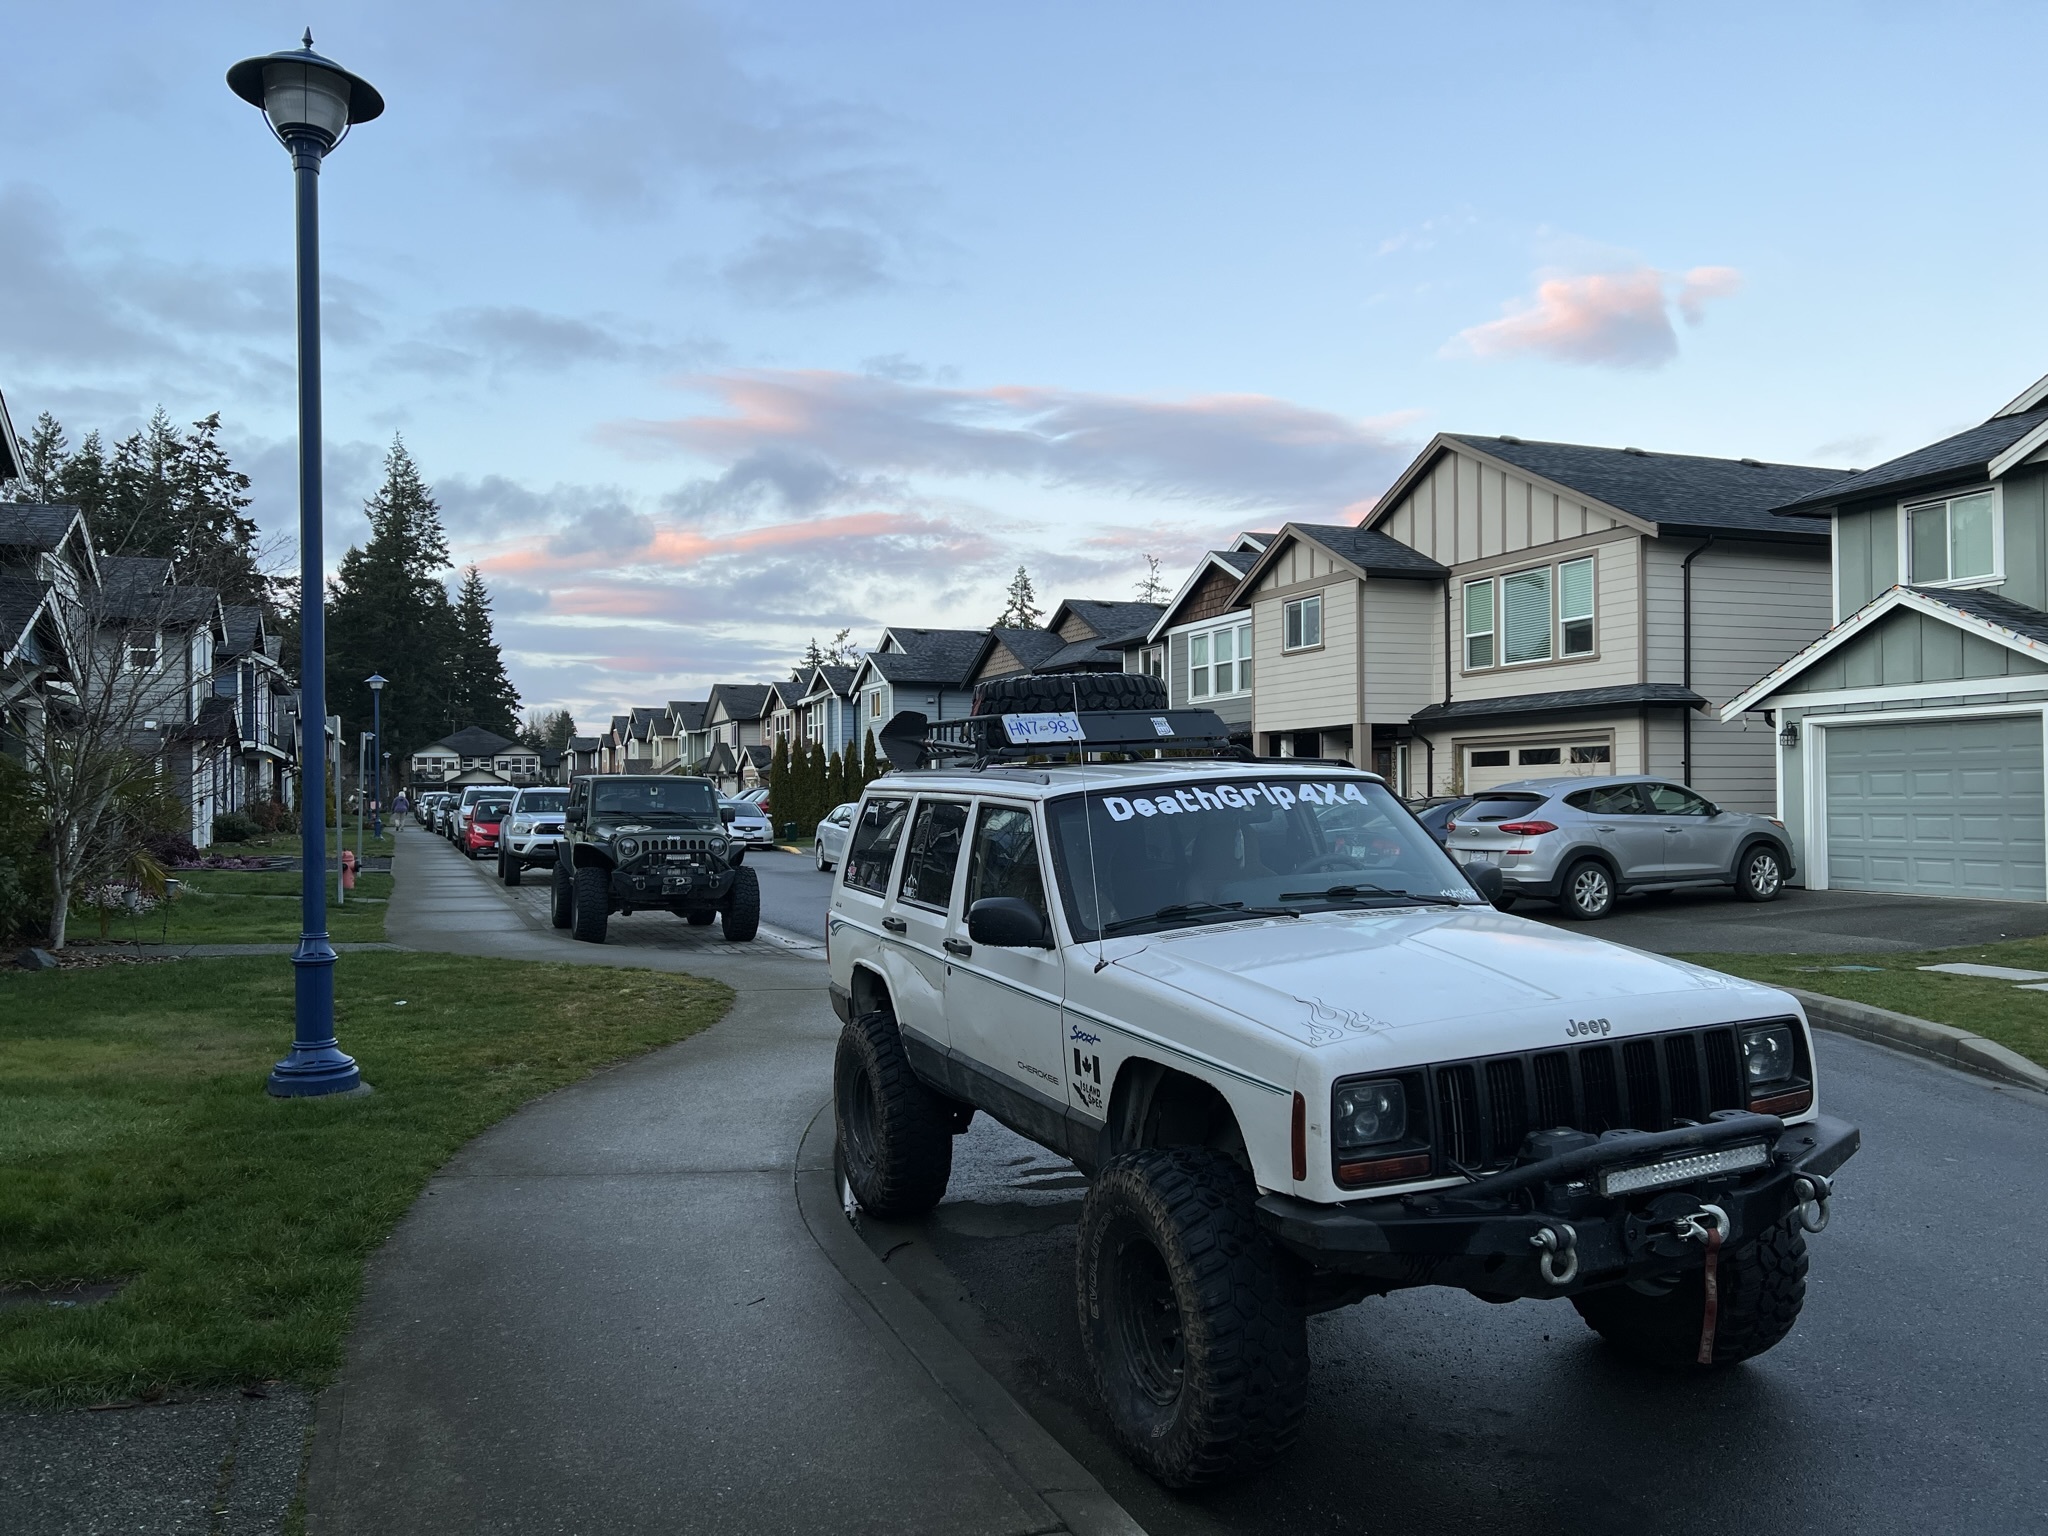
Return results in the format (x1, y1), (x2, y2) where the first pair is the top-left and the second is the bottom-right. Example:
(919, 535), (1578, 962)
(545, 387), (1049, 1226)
(1730, 835), (1794, 884)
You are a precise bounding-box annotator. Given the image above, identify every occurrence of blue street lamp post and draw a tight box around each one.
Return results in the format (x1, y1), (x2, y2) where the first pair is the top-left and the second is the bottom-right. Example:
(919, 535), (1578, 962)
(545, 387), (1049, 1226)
(367, 673), (387, 839)
(230, 34), (384, 1098)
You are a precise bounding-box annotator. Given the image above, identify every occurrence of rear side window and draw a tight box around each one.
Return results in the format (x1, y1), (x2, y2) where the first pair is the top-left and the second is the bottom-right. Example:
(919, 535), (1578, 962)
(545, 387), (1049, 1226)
(845, 798), (910, 894)
(1565, 784), (1644, 815)
(899, 800), (969, 908)
(1463, 793), (1546, 824)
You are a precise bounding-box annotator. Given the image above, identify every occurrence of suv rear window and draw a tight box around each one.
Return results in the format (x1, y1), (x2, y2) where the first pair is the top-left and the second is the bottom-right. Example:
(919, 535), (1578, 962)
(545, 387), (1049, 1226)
(846, 798), (910, 894)
(1462, 793), (1546, 823)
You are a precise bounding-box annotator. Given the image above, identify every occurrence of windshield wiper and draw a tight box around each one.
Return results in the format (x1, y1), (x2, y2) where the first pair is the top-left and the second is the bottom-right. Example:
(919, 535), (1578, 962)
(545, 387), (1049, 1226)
(1278, 884), (1467, 907)
(1100, 901), (1299, 935)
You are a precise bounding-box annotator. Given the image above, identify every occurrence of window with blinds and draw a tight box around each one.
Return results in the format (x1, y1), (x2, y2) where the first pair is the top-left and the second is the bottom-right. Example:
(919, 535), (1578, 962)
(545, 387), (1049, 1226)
(1560, 557), (1595, 656)
(1501, 567), (1552, 664)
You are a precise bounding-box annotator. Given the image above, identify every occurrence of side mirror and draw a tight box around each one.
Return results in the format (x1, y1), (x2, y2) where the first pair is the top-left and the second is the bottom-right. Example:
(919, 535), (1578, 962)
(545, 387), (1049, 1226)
(721, 806), (737, 824)
(1460, 861), (1505, 907)
(565, 806), (584, 826)
(968, 896), (1052, 949)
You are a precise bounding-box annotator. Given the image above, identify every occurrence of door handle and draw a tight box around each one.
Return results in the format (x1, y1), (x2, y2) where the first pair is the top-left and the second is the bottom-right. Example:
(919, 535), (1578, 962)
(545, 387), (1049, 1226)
(1665, 827), (1682, 834)
(1595, 825), (1616, 831)
(943, 937), (973, 958)
(882, 916), (907, 933)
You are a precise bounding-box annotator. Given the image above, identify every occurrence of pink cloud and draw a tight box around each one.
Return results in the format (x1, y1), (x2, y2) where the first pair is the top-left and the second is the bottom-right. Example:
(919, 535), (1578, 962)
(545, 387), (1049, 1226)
(1450, 264), (1742, 369)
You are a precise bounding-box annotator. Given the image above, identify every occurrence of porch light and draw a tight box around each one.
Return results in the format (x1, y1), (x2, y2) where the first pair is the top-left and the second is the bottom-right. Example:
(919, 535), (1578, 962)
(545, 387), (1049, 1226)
(1779, 721), (1799, 749)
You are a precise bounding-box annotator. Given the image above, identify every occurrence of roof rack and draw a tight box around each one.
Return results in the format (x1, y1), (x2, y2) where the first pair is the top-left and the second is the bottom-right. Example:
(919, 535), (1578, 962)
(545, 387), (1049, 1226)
(877, 706), (1244, 771)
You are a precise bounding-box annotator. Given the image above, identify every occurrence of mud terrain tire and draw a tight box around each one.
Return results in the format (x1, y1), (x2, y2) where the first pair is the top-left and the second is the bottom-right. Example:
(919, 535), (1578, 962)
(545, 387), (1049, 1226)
(1076, 1147), (1308, 1486)
(1572, 1213), (1808, 1368)
(572, 865), (610, 944)
(834, 1010), (954, 1217)
(721, 865), (760, 941)
(550, 862), (572, 929)
(971, 671), (1168, 716)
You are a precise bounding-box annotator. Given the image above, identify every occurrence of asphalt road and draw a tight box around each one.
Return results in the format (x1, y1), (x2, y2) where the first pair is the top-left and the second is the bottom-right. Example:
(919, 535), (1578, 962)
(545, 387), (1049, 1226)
(752, 847), (834, 937)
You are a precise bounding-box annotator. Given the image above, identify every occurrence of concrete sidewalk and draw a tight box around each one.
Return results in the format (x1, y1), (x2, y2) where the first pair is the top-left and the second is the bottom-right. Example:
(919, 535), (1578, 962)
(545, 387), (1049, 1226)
(305, 826), (1137, 1534)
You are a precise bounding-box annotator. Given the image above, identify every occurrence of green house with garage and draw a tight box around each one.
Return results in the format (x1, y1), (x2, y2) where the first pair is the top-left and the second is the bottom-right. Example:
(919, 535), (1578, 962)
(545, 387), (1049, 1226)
(1723, 373), (2048, 900)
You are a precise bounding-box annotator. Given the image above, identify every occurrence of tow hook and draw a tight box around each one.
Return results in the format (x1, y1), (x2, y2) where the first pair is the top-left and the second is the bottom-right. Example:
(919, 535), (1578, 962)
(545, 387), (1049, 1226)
(1672, 1203), (1731, 1365)
(1530, 1223), (1578, 1287)
(1793, 1172), (1832, 1233)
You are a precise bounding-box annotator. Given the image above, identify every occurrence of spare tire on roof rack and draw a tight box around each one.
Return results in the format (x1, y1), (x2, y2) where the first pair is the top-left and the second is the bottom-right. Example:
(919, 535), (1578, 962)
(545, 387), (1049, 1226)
(971, 672), (1168, 716)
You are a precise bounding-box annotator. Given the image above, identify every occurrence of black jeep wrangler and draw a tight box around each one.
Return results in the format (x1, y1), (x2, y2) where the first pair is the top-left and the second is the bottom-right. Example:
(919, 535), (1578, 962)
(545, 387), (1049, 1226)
(551, 774), (760, 943)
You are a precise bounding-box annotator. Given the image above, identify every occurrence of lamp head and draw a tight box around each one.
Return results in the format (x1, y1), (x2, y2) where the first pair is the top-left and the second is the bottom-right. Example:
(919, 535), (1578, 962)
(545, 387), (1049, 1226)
(366, 673), (387, 692)
(227, 31), (383, 152)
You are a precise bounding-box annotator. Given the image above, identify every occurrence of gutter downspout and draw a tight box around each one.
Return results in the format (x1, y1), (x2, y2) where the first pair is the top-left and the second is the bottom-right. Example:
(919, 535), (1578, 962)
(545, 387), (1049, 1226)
(1681, 536), (1716, 785)
(1438, 582), (1453, 795)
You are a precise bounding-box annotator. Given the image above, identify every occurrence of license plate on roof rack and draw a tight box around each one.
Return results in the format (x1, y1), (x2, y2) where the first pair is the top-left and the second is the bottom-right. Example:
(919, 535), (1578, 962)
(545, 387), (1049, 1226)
(1001, 712), (1084, 745)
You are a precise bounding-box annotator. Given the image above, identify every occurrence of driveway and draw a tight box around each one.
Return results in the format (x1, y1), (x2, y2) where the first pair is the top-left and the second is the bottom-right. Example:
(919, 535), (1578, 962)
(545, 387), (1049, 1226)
(1514, 882), (2048, 955)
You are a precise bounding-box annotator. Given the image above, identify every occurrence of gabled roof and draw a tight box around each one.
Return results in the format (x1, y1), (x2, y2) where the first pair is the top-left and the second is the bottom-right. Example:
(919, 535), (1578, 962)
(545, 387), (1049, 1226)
(705, 682), (773, 723)
(427, 726), (520, 757)
(771, 679), (805, 709)
(218, 604), (266, 659)
(1143, 549), (1262, 642)
(855, 629), (986, 689)
(1233, 521), (1449, 602)
(666, 699), (708, 732)
(978, 626), (1066, 673)
(567, 734), (601, 752)
(1771, 403), (2048, 517)
(0, 505), (93, 575)
(1411, 681), (1707, 727)
(97, 555), (174, 595)
(1046, 599), (1166, 647)
(0, 577), (58, 668)
(629, 705), (664, 740)
(797, 664), (856, 702)
(1721, 584), (2048, 718)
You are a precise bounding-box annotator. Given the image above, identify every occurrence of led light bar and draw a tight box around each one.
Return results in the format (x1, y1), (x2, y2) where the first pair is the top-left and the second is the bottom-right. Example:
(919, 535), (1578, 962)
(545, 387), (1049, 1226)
(1599, 1141), (1770, 1198)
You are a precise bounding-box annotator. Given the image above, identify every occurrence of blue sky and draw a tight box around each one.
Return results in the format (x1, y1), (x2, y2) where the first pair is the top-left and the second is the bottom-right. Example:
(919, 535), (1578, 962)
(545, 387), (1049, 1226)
(3, 1), (2042, 722)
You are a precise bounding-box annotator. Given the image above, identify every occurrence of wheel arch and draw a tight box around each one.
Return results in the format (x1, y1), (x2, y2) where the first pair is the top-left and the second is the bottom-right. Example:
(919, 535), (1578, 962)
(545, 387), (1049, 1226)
(1731, 834), (1793, 882)
(570, 843), (615, 871)
(1102, 1057), (1251, 1174)
(848, 962), (893, 1023)
(1558, 845), (1622, 888)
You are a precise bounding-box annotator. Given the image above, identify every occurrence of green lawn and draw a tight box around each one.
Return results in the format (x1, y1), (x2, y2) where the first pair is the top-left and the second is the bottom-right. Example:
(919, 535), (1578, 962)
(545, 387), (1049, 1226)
(1682, 938), (2048, 1069)
(0, 953), (731, 1406)
(83, 870), (393, 946)
(226, 827), (396, 862)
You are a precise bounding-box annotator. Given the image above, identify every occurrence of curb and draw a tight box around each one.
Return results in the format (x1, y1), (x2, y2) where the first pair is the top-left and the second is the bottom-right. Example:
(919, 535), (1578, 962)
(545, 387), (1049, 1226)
(793, 1103), (1147, 1536)
(1789, 986), (2048, 1094)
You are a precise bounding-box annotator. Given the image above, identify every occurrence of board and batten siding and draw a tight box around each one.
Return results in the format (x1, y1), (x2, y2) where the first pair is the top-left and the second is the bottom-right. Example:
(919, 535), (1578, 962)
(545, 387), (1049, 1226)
(1250, 559), (1359, 741)
(1374, 449), (1630, 566)
(1790, 607), (2048, 692)
(1832, 465), (2048, 616)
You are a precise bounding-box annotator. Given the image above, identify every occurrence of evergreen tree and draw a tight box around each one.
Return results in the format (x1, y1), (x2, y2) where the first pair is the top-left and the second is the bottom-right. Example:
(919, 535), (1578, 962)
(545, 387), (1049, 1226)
(862, 729), (882, 787)
(519, 708), (577, 753)
(8, 413), (68, 502)
(768, 736), (792, 838)
(167, 413), (265, 607)
(56, 430), (111, 526)
(1135, 553), (1167, 604)
(995, 564), (1042, 628)
(450, 565), (521, 736)
(825, 748), (845, 811)
(327, 437), (462, 768)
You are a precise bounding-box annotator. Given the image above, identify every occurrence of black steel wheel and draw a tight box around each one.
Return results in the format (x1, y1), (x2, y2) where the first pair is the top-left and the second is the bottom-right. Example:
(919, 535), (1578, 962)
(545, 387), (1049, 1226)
(833, 1010), (953, 1217)
(1076, 1147), (1307, 1486)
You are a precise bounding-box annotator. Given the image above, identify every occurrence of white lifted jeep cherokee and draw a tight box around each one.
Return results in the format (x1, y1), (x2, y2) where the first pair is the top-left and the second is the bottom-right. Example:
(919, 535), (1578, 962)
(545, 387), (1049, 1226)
(826, 677), (1859, 1487)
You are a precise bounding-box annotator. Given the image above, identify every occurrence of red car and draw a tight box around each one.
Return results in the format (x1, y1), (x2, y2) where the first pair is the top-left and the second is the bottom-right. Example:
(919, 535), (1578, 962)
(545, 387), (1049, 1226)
(463, 798), (513, 859)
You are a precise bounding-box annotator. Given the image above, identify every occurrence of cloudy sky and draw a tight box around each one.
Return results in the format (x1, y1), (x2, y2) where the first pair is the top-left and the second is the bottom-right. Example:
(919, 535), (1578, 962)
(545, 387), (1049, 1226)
(4, 1), (2043, 722)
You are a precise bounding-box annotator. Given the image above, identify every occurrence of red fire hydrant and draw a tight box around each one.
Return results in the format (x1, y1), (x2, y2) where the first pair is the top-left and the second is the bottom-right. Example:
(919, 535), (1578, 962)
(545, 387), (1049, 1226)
(341, 849), (358, 890)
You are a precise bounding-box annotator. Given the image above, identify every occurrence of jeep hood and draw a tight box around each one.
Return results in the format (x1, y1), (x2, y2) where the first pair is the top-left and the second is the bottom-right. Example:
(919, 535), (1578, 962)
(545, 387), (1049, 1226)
(1104, 906), (1792, 1052)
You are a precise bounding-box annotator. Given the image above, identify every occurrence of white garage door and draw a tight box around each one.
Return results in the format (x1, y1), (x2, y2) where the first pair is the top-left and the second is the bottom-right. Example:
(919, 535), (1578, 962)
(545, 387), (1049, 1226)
(1824, 715), (2045, 900)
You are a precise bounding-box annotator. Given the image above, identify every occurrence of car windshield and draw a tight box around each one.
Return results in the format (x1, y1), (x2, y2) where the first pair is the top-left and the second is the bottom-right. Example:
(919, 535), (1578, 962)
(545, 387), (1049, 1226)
(518, 791), (569, 813)
(722, 800), (763, 817)
(474, 801), (512, 820)
(592, 780), (720, 819)
(1044, 775), (1481, 940)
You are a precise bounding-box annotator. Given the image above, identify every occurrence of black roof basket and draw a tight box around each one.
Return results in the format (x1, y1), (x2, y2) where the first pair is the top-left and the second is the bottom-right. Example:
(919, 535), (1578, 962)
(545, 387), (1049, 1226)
(877, 705), (1243, 771)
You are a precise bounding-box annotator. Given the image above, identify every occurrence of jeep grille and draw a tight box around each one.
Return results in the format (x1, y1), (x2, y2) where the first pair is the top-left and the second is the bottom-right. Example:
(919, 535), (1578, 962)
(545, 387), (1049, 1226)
(1430, 1023), (1753, 1174)
(640, 835), (720, 853)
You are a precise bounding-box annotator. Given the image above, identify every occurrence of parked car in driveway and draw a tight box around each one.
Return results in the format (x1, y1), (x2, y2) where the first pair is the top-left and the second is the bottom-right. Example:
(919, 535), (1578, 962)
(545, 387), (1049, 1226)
(462, 795), (514, 859)
(1444, 775), (1793, 920)
(498, 785), (570, 885)
(813, 801), (856, 871)
(1409, 794), (1473, 848)
(722, 798), (774, 848)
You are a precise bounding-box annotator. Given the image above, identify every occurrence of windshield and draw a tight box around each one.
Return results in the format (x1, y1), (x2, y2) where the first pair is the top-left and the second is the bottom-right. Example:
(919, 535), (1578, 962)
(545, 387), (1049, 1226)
(591, 779), (720, 819)
(1044, 776), (1480, 940)
(474, 800), (512, 820)
(722, 800), (764, 816)
(517, 790), (569, 814)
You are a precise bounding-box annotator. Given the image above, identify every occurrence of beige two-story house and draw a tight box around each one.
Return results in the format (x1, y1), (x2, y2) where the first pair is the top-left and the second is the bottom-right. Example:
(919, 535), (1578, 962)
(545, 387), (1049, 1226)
(1240, 435), (1846, 811)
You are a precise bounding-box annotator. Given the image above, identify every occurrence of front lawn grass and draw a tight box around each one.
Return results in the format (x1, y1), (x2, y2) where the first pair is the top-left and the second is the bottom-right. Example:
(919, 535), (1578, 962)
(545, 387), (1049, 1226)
(1680, 938), (2048, 1069)
(0, 952), (731, 1406)
(84, 871), (393, 946)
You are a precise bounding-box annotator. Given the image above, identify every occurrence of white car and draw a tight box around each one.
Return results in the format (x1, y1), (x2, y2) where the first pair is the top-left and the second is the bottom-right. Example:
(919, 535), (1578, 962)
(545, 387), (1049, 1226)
(498, 785), (571, 886)
(721, 798), (774, 847)
(826, 681), (1858, 1487)
(813, 801), (856, 871)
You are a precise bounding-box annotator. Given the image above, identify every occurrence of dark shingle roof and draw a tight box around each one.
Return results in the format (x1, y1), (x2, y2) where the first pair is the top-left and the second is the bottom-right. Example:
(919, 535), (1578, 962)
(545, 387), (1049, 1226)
(868, 629), (987, 686)
(1056, 600), (1166, 645)
(808, 664), (856, 697)
(666, 700), (708, 731)
(987, 627), (1066, 670)
(771, 679), (805, 708)
(218, 604), (264, 658)
(432, 726), (520, 756)
(0, 504), (82, 552)
(1290, 524), (1450, 577)
(1410, 681), (1707, 727)
(1907, 584), (2048, 647)
(1448, 436), (1844, 537)
(0, 576), (53, 656)
(568, 735), (601, 751)
(1771, 404), (2048, 517)
(97, 555), (174, 595)
(707, 683), (773, 721)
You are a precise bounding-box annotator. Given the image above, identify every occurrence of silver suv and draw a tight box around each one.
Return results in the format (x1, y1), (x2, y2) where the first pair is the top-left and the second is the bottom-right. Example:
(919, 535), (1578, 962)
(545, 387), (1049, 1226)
(1445, 775), (1793, 920)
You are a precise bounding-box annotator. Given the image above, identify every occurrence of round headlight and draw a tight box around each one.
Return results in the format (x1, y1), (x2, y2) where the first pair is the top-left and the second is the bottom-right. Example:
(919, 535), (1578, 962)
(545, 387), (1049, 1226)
(617, 837), (640, 859)
(1742, 1023), (1796, 1087)
(1332, 1079), (1406, 1151)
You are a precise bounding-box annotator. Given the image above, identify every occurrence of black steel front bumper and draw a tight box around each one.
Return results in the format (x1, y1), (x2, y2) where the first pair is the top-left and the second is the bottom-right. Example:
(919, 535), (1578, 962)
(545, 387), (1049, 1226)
(1258, 1112), (1858, 1301)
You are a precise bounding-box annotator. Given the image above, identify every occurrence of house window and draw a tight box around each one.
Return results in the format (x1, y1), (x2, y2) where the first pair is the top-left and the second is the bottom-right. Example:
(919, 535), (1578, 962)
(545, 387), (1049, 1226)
(1135, 645), (1165, 680)
(1282, 594), (1322, 651)
(1502, 566), (1552, 664)
(1907, 490), (1997, 585)
(1190, 621), (1254, 698)
(1463, 581), (1494, 669)
(869, 690), (883, 719)
(1559, 557), (1595, 656)
(126, 629), (159, 671)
